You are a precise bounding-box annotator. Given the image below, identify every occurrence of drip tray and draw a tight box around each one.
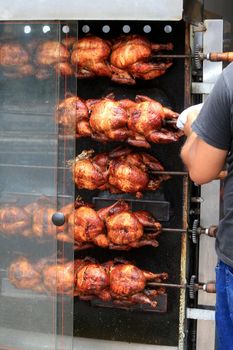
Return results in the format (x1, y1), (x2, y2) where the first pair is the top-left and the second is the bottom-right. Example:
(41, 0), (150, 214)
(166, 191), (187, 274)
(93, 197), (170, 222)
(90, 293), (167, 313)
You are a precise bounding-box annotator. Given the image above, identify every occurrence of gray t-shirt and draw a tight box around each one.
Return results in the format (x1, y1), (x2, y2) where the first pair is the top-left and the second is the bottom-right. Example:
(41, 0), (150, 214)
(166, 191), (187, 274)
(192, 62), (233, 267)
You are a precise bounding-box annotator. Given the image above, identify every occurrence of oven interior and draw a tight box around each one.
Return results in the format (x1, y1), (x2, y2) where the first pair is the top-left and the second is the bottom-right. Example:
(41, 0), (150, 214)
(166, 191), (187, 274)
(0, 19), (192, 348)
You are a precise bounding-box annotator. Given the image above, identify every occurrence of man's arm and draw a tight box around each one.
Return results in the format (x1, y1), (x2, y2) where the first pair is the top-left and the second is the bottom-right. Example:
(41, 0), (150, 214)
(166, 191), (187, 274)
(180, 110), (227, 185)
(179, 65), (232, 184)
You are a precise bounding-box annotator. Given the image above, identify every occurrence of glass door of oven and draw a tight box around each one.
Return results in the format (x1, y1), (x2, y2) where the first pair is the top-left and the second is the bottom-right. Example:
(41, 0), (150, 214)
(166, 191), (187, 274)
(0, 21), (76, 350)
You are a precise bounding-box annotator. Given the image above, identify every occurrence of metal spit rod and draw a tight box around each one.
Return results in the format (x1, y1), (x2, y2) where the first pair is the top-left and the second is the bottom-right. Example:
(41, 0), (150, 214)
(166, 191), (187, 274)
(151, 169), (227, 180)
(147, 279), (216, 294)
(153, 51), (233, 62)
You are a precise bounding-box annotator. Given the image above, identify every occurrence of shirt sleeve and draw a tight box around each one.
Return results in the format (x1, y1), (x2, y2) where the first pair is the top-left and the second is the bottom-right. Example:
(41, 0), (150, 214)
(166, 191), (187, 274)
(192, 70), (232, 151)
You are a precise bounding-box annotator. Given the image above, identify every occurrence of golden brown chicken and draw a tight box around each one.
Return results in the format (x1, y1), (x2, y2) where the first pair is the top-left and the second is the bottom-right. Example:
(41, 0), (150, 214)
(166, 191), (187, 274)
(8, 256), (42, 291)
(8, 256), (71, 294)
(88, 96), (129, 142)
(34, 40), (72, 78)
(103, 202), (161, 249)
(8, 257), (168, 309)
(0, 206), (31, 236)
(126, 95), (183, 147)
(75, 259), (110, 298)
(0, 42), (35, 78)
(108, 147), (169, 197)
(35, 40), (70, 65)
(29, 199), (74, 240)
(0, 42), (29, 66)
(110, 35), (173, 84)
(65, 199), (161, 250)
(72, 149), (109, 191)
(109, 260), (167, 304)
(57, 94), (182, 148)
(71, 36), (112, 78)
(75, 258), (168, 309)
(42, 261), (74, 295)
(68, 199), (105, 249)
(32, 207), (57, 238)
(54, 62), (74, 76)
(0, 197), (72, 240)
(23, 197), (57, 239)
(72, 147), (169, 198)
(56, 95), (91, 136)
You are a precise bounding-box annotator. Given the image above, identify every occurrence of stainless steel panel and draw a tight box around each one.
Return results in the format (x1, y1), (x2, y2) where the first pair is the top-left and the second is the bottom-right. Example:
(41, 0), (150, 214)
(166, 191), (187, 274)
(187, 308), (215, 321)
(0, 0), (183, 21)
(192, 82), (214, 94)
(196, 19), (223, 350)
(203, 20), (223, 83)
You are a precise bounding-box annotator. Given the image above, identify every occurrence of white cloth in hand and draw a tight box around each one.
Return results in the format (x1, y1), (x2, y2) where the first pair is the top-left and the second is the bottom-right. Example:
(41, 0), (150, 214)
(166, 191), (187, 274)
(176, 103), (204, 130)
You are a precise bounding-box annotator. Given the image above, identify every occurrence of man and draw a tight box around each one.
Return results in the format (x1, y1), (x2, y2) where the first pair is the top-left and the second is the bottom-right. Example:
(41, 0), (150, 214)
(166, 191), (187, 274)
(179, 62), (233, 350)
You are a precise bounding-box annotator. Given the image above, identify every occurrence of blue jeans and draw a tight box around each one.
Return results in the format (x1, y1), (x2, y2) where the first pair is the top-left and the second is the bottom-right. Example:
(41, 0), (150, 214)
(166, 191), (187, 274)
(216, 260), (233, 350)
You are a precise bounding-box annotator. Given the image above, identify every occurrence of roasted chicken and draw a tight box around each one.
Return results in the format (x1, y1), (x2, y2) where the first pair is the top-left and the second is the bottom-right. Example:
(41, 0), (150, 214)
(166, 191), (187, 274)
(56, 94), (182, 147)
(71, 36), (112, 78)
(34, 40), (73, 77)
(88, 95), (129, 142)
(0, 206), (31, 236)
(56, 95), (91, 136)
(8, 256), (168, 309)
(42, 261), (74, 294)
(0, 197), (72, 240)
(0, 40), (72, 79)
(89, 94), (182, 147)
(110, 35), (173, 84)
(66, 199), (161, 250)
(0, 35), (174, 83)
(70, 35), (173, 84)
(0, 198), (161, 250)
(35, 40), (70, 65)
(72, 147), (169, 198)
(0, 42), (29, 67)
(8, 256), (42, 291)
(0, 42), (35, 78)
(126, 95), (183, 147)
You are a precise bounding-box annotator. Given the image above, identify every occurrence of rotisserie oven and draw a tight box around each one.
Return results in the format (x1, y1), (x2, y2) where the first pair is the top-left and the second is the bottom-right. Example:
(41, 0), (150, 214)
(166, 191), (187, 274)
(0, 1), (231, 349)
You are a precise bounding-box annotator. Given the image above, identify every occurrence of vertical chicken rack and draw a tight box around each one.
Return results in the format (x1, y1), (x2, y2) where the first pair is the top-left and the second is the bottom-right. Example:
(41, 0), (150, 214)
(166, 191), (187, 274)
(0, 1), (229, 349)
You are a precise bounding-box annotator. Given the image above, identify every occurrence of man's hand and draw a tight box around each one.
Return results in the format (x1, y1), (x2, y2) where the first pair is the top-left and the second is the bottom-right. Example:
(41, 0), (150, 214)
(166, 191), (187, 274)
(176, 103), (203, 136)
(179, 103), (227, 185)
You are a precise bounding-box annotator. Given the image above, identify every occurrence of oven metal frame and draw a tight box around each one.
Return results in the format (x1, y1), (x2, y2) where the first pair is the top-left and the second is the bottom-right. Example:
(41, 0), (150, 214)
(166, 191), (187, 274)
(0, 0), (183, 21)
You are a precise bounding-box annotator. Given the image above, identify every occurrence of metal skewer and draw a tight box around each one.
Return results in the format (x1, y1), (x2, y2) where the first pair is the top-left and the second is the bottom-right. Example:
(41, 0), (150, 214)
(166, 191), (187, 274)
(151, 169), (227, 179)
(147, 276), (216, 298)
(152, 54), (193, 59)
(151, 170), (188, 176)
(153, 51), (233, 63)
(147, 282), (186, 289)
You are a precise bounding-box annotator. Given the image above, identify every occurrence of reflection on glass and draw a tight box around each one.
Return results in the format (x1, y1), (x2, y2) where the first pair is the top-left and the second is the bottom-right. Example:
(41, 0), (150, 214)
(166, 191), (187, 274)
(0, 22), (75, 350)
